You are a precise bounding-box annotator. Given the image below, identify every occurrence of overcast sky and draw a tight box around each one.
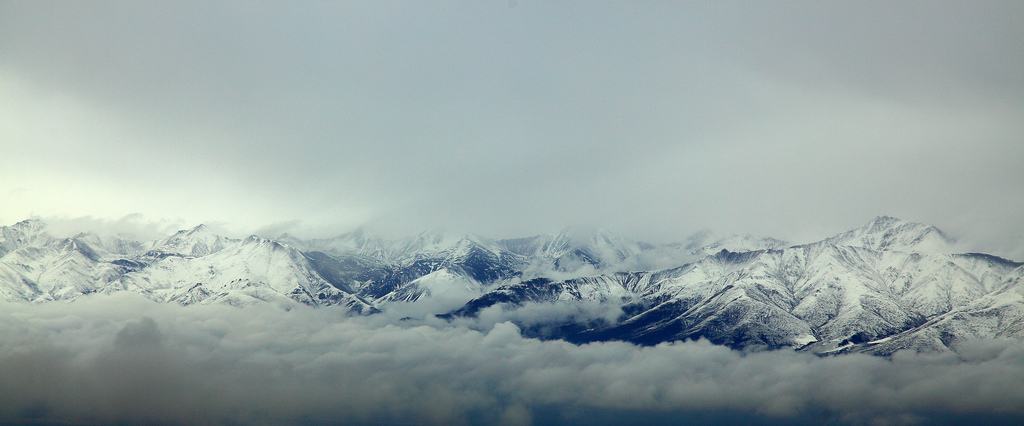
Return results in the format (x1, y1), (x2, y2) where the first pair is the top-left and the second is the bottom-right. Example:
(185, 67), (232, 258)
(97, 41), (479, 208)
(2, 1), (1022, 256)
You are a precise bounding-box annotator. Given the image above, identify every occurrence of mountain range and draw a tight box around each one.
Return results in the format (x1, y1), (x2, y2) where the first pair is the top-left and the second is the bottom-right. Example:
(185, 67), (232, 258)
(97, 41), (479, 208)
(2, 216), (1021, 356)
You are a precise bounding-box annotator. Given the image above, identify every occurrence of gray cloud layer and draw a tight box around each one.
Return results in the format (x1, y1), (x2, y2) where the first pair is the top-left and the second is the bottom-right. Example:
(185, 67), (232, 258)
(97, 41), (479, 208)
(1, 1), (1022, 257)
(1, 295), (1022, 425)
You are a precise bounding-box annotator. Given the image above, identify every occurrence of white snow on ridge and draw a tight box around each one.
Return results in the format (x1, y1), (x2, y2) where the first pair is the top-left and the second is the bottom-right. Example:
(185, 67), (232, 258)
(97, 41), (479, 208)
(153, 224), (236, 257)
(0, 222), (373, 313)
(823, 216), (957, 253)
(0, 216), (1021, 356)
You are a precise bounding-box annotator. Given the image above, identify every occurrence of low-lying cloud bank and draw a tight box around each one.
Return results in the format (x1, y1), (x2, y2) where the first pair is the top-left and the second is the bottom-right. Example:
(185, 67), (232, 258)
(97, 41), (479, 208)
(1, 295), (1022, 425)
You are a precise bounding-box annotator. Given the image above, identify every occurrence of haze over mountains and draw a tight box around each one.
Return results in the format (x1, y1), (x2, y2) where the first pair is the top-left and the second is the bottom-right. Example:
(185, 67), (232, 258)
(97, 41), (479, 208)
(2, 216), (1021, 357)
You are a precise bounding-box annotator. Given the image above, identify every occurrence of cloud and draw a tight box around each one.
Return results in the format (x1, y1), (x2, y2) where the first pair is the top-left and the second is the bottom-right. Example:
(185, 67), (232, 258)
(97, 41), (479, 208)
(29, 214), (183, 241)
(1, 294), (1021, 425)
(2, 2), (1021, 254)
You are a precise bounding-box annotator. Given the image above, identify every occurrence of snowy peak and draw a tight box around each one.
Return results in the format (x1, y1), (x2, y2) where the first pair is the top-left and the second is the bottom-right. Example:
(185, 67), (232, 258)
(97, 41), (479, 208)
(69, 233), (150, 257)
(384, 234), (526, 286)
(381, 268), (483, 305)
(242, 234), (283, 248)
(692, 233), (789, 256)
(501, 226), (642, 272)
(824, 216), (955, 253)
(638, 232), (788, 272)
(291, 228), (452, 262)
(447, 224), (1024, 354)
(553, 226), (631, 252)
(0, 219), (51, 255)
(2, 216), (1023, 356)
(396, 228), (452, 257)
(0, 220), (375, 312)
(446, 234), (507, 258)
(326, 228), (382, 253)
(152, 224), (236, 257)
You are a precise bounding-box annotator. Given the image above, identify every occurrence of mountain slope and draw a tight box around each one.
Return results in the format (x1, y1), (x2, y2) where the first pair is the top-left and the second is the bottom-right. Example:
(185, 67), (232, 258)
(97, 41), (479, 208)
(0, 222), (374, 313)
(442, 218), (1023, 355)
(1, 216), (1020, 356)
(824, 215), (956, 253)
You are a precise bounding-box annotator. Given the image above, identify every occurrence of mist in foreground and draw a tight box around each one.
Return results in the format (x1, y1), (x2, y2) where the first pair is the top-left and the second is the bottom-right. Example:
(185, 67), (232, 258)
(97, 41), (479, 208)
(2, 294), (1021, 425)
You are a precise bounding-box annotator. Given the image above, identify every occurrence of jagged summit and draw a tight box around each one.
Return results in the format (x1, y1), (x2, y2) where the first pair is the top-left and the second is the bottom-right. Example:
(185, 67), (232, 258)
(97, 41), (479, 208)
(12, 218), (47, 230)
(2, 215), (1020, 356)
(497, 226), (644, 274)
(823, 215), (955, 253)
(0, 219), (50, 255)
(152, 224), (235, 257)
(695, 233), (789, 254)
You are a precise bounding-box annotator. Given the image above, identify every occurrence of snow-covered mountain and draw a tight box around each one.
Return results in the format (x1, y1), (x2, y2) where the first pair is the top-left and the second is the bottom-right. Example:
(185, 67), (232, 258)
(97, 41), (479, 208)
(499, 226), (644, 273)
(152, 224), (234, 257)
(1, 216), (1021, 356)
(0, 220), (373, 313)
(443, 217), (1024, 355)
(823, 215), (956, 253)
(0, 218), (49, 255)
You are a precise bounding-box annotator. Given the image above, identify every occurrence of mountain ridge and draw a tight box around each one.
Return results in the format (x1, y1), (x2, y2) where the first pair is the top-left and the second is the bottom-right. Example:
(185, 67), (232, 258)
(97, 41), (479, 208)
(1, 216), (1020, 356)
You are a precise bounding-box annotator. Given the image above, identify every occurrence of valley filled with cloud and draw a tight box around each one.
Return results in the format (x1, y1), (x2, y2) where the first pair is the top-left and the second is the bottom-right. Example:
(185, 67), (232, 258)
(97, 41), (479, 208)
(3, 294), (1022, 425)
